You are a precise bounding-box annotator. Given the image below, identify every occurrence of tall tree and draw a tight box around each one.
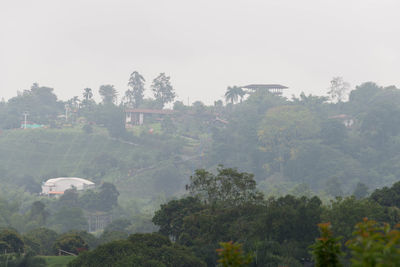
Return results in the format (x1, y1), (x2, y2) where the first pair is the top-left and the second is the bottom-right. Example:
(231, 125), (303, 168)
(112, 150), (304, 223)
(99, 85), (117, 105)
(98, 182), (120, 211)
(127, 71), (145, 107)
(68, 96), (80, 110)
(328, 77), (350, 103)
(83, 88), (93, 101)
(151, 73), (175, 108)
(224, 86), (244, 104)
(6, 83), (62, 125)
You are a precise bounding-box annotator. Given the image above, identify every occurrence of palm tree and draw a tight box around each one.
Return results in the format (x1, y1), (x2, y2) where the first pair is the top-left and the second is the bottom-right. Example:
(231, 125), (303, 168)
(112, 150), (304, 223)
(83, 88), (93, 101)
(225, 86), (244, 104)
(71, 96), (80, 109)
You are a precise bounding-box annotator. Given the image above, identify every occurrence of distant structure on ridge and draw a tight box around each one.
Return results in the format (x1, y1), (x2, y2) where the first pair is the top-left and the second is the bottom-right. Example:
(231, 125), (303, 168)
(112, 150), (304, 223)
(41, 177), (95, 196)
(125, 108), (174, 126)
(241, 84), (288, 95)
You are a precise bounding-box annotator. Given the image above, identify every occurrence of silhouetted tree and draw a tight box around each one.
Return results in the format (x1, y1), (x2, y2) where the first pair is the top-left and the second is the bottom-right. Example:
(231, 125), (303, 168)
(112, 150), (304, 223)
(152, 73), (175, 108)
(99, 85), (117, 105)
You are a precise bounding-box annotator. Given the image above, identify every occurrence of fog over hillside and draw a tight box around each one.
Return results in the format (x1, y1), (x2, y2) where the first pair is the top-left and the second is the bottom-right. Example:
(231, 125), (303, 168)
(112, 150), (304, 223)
(1, 0), (400, 103)
(1, 1), (400, 266)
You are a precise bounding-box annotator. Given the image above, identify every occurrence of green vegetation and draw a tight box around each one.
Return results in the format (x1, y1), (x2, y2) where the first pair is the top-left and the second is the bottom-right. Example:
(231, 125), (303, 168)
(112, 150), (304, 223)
(41, 256), (75, 267)
(2, 77), (400, 265)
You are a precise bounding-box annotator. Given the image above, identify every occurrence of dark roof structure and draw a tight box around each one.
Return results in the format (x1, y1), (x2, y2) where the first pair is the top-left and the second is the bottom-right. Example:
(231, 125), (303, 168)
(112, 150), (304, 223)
(241, 84), (288, 90)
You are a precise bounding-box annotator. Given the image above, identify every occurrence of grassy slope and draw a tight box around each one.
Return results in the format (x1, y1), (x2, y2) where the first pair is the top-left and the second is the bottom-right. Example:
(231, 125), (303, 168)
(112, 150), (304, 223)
(40, 256), (75, 267)
(0, 127), (200, 209)
(0, 128), (133, 179)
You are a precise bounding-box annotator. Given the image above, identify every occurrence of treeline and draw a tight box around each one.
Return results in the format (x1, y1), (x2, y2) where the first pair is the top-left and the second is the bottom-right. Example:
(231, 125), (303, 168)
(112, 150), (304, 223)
(67, 167), (400, 266)
(0, 71), (176, 130)
(209, 81), (400, 196)
(0, 167), (399, 266)
(0, 182), (128, 235)
(2, 78), (400, 198)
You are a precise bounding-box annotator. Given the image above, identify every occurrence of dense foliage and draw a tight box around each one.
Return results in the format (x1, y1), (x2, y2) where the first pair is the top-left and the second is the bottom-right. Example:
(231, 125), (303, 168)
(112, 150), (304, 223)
(2, 78), (400, 265)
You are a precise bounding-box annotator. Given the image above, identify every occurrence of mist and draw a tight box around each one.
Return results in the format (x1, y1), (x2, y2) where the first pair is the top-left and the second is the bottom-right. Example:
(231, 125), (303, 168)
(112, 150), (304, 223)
(1, 0), (400, 103)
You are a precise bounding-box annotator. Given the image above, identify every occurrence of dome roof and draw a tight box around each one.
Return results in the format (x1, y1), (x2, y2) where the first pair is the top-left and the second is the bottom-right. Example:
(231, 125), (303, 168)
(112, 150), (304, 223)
(43, 177), (94, 186)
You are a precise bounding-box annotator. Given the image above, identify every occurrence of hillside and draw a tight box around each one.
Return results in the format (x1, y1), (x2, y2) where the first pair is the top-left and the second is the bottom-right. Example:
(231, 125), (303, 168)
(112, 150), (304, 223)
(0, 127), (200, 206)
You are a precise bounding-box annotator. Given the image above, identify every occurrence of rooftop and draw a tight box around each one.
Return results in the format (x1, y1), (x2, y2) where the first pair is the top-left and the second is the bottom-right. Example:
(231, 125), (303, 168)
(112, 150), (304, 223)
(241, 84), (288, 90)
(125, 109), (174, 115)
(43, 177), (95, 186)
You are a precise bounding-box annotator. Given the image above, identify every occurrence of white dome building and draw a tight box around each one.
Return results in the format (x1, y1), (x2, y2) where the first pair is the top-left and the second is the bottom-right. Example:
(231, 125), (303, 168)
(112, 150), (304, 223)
(41, 177), (95, 196)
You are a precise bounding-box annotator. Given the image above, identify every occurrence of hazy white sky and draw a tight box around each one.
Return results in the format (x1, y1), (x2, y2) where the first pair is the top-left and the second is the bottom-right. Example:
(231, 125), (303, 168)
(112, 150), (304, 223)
(1, 0), (399, 104)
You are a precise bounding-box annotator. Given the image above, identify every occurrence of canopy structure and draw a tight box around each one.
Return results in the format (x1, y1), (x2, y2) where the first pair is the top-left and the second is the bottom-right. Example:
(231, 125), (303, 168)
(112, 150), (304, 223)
(241, 84), (288, 95)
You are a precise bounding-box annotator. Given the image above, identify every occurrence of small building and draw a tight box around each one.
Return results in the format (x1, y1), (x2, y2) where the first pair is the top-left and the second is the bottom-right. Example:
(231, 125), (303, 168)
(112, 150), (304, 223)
(41, 177), (95, 196)
(329, 114), (354, 128)
(125, 108), (174, 126)
(241, 84), (289, 95)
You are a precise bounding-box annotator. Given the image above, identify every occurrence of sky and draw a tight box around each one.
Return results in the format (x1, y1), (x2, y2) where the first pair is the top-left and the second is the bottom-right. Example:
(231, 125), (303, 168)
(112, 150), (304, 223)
(1, 0), (400, 104)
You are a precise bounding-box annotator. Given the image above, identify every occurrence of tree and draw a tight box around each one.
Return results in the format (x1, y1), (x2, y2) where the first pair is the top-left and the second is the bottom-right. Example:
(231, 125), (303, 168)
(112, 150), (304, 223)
(258, 105), (320, 175)
(127, 71), (146, 107)
(98, 230), (128, 245)
(59, 188), (79, 208)
(51, 207), (88, 233)
(68, 233), (206, 267)
(25, 228), (58, 255)
(82, 88), (95, 109)
(370, 181), (400, 208)
(103, 219), (131, 234)
(225, 86), (245, 104)
(83, 87), (93, 101)
(53, 233), (88, 255)
(27, 201), (49, 227)
(95, 104), (126, 138)
(99, 84), (117, 105)
(346, 218), (400, 266)
(0, 229), (24, 253)
(187, 166), (263, 206)
(260, 195), (322, 244)
(216, 241), (253, 267)
(152, 73), (175, 108)
(310, 223), (342, 267)
(320, 119), (347, 146)
(360, 103), (400, 147)
(6, 83), (63, 125)
(0, 251), (46, 266)
(98, 182), (119, 211)
(152, 197), (204, 241)
(68, 96), (80, 110)
(321, 197), (394, 240)
(349, 82), (380, 104)
(328, 77), (350, 103)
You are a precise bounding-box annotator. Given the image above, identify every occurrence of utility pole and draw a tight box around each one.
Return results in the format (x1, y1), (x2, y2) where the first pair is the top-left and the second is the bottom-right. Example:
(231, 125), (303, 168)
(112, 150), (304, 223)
(65, 104), (69, 122)
(23, 111), (29, 129)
